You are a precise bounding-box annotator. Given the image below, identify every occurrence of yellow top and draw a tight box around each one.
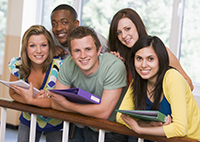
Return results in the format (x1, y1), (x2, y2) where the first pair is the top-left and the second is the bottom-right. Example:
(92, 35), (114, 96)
(116, 69), (200, 140)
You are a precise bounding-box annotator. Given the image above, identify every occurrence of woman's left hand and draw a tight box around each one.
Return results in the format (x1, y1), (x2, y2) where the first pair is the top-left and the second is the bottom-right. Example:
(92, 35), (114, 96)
(110, 51), (125, 62)
(163, 115), (172, 125)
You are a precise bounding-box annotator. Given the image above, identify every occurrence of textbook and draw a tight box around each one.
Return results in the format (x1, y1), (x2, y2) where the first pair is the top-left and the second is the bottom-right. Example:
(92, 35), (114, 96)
(0, 79), (40, 96)
(115, 109), (167, 123)
(48, 88), (101, 104)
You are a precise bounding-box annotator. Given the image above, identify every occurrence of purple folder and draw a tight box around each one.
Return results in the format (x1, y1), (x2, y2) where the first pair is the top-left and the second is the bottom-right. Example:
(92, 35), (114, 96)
(48, 88), (101, 104)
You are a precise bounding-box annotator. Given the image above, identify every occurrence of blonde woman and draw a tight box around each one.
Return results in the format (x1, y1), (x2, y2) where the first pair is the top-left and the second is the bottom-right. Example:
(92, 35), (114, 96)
(9, 25), (64, 142)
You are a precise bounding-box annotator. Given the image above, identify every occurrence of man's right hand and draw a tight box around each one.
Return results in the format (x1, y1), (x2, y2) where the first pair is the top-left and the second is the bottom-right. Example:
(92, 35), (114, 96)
(54, 45), (68, 57)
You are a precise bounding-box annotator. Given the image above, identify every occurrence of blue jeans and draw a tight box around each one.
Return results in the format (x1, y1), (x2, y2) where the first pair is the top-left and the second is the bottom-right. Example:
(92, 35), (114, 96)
(68, 123), (128, 142)
(17, 122), (62, 142)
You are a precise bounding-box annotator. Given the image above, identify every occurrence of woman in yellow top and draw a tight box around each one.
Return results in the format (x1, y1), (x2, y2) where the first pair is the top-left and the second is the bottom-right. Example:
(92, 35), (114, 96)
(116, 35), (200, 140)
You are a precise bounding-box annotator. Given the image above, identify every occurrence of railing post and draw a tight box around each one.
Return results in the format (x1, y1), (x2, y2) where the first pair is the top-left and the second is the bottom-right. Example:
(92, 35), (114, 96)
(62, 121), (69, 142)
(138, 138), (144, 142)
(29, 114), (37, 142)
(98, 129), (105, 142)
(0, 107), (7, 142)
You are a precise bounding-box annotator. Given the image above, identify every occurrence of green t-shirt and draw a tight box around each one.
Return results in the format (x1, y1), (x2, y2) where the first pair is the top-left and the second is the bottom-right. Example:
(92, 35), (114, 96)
(58, 53), (127, 123)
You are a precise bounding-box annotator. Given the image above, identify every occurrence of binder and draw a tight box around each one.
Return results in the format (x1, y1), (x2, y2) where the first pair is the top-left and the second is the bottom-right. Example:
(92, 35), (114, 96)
(0, 79), (39, 96)
(116, 109), (167, 123)
(48, 88), (101, 104)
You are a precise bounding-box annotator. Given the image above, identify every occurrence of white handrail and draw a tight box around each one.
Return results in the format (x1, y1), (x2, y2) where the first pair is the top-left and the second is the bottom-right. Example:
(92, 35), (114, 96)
(98, 129), (105, 142)
(29, 114), (37, 142)
(0, 106), (144, 142)
(0, 104), (196, 142)
(0, 107), (144, 142)
(62, 121), (70, 142)
(138, 138), (144, 142)
(0, 107), (7, 142)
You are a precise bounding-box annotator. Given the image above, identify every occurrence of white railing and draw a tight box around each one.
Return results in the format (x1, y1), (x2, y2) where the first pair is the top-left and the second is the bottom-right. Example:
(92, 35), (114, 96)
(0, 107), (6, 142)
(0, 108), (118, 142)
(0, 97), (198, 142)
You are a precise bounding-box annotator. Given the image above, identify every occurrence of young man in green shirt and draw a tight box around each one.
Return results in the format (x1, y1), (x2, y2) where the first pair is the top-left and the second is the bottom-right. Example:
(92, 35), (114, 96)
(50, 26), (127, 142)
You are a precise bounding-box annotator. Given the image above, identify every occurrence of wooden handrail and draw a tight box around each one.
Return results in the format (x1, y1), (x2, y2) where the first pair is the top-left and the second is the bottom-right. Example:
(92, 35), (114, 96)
(0, 97), (198, 142)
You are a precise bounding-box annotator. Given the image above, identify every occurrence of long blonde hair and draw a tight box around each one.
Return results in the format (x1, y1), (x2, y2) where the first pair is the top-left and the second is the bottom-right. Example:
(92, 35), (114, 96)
(20, 25), (55, 79)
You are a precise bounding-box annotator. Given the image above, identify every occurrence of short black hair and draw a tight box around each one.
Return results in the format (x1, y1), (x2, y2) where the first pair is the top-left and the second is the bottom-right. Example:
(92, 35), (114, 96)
(51, 4), (77, 21)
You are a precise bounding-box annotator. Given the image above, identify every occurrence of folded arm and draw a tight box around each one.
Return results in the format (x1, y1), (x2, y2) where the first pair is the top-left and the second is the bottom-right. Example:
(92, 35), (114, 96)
(50, 80), (122, 119)
(121, 114), (171, 136)
(9, 73), (51, 108)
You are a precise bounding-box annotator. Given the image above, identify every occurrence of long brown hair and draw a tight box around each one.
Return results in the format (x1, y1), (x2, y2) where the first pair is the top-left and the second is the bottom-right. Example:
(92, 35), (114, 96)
(129, 36), (169, 110)
(20, 25), (55, 79)
(109, 8), (147, 66)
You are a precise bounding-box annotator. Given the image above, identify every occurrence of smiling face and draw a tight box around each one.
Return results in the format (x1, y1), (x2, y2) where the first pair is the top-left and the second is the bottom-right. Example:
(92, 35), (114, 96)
(27, 34), (49, 68)
(117, 17), (139, 48)
(51, 9), (79, 47)
(70, 35), (101, 76)
(134, 46), (159, 83)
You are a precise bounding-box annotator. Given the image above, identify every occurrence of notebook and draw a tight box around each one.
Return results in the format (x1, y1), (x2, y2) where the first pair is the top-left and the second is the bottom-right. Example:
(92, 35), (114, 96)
(116, 109), (167, 123)
(0, 79), (39, 96)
